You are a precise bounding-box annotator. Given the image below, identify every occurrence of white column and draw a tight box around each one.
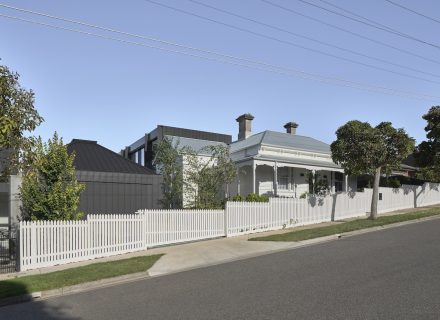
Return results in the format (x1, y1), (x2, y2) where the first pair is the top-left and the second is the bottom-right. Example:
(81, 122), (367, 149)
(252, 161), (256, 194)
(343, 174), (349, 192)
(311, 169), (316, 194)
(237, 168), (241, 196)
(274, 162), (278, 196)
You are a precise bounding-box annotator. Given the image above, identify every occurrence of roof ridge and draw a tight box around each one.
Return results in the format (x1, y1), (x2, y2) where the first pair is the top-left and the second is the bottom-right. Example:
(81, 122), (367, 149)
(94, 143), (156, 174)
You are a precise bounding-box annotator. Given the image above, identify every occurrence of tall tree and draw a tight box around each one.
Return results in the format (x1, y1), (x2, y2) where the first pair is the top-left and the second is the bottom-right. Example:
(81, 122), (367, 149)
(20, 133), (85, 221)
(414, 106), (440, 182)
(184, 145), (236, 209)
(153, 137), (184, 209)
(331, 121), (414, 219)
(0, 64), (44, 176)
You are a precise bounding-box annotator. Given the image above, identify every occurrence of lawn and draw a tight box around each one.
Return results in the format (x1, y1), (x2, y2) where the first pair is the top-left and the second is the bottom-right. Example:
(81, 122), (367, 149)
(0, 254), (163, 299)
(249, 208), (440, 242)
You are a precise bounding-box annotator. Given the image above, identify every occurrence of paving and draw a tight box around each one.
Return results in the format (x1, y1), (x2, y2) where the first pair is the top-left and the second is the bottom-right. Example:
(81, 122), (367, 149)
(2, 215), (440, 319)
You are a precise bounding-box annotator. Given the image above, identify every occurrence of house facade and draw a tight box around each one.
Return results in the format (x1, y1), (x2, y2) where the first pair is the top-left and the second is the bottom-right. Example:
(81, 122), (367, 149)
(123, 116), (357, 206)
(229, 114), (357, 198)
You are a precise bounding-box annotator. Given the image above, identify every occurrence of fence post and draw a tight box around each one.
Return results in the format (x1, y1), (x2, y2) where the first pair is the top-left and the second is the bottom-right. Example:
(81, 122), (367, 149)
(16, 224), (21, 272)
(30, 221), (36, 267)
(224, 202), (228, 237)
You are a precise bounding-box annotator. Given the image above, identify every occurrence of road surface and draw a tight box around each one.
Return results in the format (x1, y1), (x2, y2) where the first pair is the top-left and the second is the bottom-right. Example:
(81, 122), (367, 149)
(2, 218), (440, 319)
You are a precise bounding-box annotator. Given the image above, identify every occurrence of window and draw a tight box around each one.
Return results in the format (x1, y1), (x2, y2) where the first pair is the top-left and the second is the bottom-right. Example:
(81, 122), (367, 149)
(277, 167), (289, 190)
(335, 172), (343, 192)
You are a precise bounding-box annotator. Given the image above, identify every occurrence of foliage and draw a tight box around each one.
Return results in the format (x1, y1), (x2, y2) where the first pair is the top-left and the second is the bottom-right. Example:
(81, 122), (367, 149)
(245, 193), (269, 202)
(304, 170), (330, 197)
(414, 106), (440, 182)
(231, 194), (244, 202)
(153, 137), (184, 209)
(382, 178), (401, 188)
(331, 120), (414, 219)
(0, 64), (44, 176)
(184, 145), (236, 209)
(19, 133), (85, 221)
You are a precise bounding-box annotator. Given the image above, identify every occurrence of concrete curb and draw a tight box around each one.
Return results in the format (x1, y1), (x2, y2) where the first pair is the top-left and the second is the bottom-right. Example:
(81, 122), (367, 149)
(0, 271), (151, 307)
(1, 214), (439, 307)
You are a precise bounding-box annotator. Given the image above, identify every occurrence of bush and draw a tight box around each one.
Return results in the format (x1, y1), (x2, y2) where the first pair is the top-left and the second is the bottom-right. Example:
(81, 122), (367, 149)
(245, 193), (269, 202)
(231, 194), (244, 202)
(387, 178), (401, 188)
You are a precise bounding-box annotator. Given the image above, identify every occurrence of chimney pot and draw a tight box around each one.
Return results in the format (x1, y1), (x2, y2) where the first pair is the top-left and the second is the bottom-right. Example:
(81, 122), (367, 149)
(284, 122), (298, 135)
(236, 113), (254, 141)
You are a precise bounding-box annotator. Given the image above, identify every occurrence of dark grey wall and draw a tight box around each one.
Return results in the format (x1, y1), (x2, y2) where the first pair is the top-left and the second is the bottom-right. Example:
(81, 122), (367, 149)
(76, 171), (162, 214)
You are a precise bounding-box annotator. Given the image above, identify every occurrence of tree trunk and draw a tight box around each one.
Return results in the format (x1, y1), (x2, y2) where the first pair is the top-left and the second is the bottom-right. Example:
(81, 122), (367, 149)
(370, 166), (381, 220)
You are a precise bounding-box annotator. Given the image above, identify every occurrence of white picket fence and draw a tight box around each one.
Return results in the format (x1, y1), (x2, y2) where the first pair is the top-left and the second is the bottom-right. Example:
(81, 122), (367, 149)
(226, 192), (370, 236)
(20, 214), (145, 271)
(139, 209), (225, 247)
(18, 183), (440, 271)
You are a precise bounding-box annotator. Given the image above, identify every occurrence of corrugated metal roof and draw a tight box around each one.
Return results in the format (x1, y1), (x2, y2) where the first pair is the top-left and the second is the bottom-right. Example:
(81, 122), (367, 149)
(67, 139), (156, 175)
(166, 135), (227, 156)
(230, 131), (331, 154)
(254, 155), (342, 170)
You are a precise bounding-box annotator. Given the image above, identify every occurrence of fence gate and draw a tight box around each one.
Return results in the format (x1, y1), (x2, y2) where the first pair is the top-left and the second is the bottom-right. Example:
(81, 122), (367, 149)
(0, 229), (17, 274)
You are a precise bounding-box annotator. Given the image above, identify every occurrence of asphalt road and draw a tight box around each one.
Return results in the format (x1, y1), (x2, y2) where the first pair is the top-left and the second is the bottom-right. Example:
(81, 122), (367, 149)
(2, 218), (440, 320)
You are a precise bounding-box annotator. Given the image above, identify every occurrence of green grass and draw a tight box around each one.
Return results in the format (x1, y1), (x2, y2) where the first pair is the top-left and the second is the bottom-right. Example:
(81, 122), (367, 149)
(249, 208), (440, 242)
(0, 254), (163, 299)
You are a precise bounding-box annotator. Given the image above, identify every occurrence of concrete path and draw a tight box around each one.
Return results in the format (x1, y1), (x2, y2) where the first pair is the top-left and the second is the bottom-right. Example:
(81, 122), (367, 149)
(3, 216), (440, 319)
(3, 205), (438, 281)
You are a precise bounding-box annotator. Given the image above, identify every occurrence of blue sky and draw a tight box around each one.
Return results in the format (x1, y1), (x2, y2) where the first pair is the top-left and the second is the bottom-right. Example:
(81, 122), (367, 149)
(1, 0), (439, 151)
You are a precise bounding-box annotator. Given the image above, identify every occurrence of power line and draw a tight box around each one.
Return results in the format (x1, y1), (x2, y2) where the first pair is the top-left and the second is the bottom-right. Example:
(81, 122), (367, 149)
(384, 0), (440, 25)
(142, 0), (439, 84)
(316, 0), (405, 33)
(0, 11), (438, 101)
(186, 0), (440, 79)
(295, 0), (440, 50)
(261, 0), (440, 65)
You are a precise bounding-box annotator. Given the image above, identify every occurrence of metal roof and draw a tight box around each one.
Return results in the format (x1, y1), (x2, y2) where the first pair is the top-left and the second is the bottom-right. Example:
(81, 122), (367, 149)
(253, 155), (342, 170)
(230, 131), (331, 154)
(68, 139), (156, 175)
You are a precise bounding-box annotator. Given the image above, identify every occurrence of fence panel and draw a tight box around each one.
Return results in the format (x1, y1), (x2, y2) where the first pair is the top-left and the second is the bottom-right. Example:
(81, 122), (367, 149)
(18, 183), (440, 271)
(138, 209), (225, 247)
(19, 214), (145, 271)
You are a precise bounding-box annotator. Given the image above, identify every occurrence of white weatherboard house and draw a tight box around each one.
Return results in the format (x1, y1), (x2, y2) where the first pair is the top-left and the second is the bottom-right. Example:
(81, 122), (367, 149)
(229, 114), (357, 198)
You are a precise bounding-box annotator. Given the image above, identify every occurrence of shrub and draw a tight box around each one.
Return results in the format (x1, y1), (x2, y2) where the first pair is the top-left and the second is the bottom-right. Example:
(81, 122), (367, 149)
(231, 194), (244, 202)
(245, 193), (269, 202)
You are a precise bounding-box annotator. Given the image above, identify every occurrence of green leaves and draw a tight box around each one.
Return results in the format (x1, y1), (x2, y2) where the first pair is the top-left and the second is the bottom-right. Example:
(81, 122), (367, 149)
(415, 106), (440, 182)
(331, 120), (414, 175)
(19, 132), (85, 221)
(153, 137), (184, 209)
(0, 64), (44, 176)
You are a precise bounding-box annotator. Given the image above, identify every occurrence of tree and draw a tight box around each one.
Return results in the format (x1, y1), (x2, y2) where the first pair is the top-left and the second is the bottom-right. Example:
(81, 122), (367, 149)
(0, 64), (44, 176)
(414, 106), (440, 182)
(331, 121), (414, 219)
(20, 133), (85, 221)
(153, 137), (184, 209)
(184, 145), (236, 209)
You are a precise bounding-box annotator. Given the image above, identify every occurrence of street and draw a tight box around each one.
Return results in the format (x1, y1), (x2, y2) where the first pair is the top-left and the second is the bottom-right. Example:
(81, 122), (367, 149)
(2, 218), (440, 320)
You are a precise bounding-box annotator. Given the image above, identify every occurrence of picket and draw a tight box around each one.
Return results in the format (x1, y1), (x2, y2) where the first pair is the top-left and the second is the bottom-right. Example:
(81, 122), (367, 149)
(19, 183), (440, 271)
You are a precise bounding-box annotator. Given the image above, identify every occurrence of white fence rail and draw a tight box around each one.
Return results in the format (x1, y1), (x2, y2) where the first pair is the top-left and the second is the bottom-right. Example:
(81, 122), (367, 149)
(20, 214), (145, 271)
(19, 183), (440, 271)
(139, 209), (225, 247)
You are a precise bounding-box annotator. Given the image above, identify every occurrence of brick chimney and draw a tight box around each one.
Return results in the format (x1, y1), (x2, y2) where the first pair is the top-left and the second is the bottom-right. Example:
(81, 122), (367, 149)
(284, 122), (298, 135)
(236, 113), (254, 141)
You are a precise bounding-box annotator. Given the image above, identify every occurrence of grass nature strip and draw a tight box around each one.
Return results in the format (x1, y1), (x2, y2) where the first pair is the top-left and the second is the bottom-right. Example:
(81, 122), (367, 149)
(0, 254), (163, 299)
(249, 208), (440, 242)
